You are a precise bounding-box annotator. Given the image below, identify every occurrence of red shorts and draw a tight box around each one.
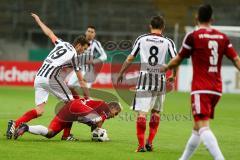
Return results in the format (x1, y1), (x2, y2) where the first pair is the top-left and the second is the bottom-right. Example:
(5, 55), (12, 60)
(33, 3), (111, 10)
(191, 93), (221, 122)
(48, 116), (72, 134)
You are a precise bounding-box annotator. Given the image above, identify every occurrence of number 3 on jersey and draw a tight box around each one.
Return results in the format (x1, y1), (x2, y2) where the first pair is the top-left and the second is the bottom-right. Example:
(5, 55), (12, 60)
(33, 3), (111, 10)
(208, 40), (219, 72)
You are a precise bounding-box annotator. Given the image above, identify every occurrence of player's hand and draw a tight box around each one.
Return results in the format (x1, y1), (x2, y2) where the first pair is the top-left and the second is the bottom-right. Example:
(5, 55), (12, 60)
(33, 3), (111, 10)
(116, 74), (123, 84)
(31, 13), (40, 22)
(167, 76), (175, 83)
(160, 64), (168, 72)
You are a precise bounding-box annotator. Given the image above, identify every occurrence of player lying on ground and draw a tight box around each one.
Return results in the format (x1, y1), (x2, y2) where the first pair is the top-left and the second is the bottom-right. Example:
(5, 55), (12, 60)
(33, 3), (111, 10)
(14, 98), (121, 141)
(161, 4), (240, 160)
(117, 16), (177, 152)
(6, 13), (90, 140)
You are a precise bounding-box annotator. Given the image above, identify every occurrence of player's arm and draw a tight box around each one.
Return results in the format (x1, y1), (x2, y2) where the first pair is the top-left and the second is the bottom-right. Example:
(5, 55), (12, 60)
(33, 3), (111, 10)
(162, 55), (184, 72)
(71, 55), (90, 98)
(231, 56), (240, 71)
(31, 13), (58, 43)
(116, 55), (135, 84)
(117, 38), (140, 84)
(167, 39), (178, 81)
(75, 70), (90, 98)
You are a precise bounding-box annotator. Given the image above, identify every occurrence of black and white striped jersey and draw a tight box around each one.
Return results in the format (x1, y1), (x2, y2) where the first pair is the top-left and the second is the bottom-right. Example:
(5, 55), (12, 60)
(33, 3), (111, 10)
(77, 39), (107, 72)
(36, 39), (80, 79)
(131, 33), (177, 91)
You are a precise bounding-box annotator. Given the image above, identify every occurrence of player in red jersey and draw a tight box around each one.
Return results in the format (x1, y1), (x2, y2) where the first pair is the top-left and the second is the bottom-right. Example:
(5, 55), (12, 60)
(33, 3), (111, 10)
(14, 98), (121, 140)
(161, 4), (240, 160)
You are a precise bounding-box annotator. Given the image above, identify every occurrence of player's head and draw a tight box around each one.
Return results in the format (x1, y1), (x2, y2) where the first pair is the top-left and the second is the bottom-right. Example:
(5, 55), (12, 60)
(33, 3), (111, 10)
(197, 4), (213, 24)
(85, 25), (96, 41)
(107, 101), (122, 118)
(150, 16), (165, 30)
(72, 35), (89, 54)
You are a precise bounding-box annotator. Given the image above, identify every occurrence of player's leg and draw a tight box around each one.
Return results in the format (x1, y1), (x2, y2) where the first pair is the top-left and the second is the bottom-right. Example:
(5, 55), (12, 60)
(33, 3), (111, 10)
(146, 92), (163, 151)
(14, 123), (49, 139)
(179, 94), (202, 160)
(6, 86), (48, 139)
(133, 90), (152, 152)
(196, 94), (224, 160)
(178, 128), (201, 160)
(179, 94), (224, 160)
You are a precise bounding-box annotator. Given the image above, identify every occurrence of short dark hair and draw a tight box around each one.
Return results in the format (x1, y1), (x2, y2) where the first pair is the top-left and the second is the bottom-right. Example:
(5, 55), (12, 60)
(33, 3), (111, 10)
(150, 16), (165, 29)
(108, 101), (122, 112)
(72, 35), (89, 47)
(198, 4), (213, 23)
(87, 25), (96, 30)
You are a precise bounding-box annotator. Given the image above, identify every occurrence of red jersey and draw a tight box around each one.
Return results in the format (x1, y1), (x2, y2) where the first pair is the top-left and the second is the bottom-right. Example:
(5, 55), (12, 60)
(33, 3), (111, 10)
(179, 27), (238, 95)
(56, 99), (111, 126)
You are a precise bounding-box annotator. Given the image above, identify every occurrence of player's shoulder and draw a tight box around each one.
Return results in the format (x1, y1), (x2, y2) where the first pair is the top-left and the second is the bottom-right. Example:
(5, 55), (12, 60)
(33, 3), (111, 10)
(212, 28), (229, 40)
(162, 36), (175, 45)
(135, 33), (152, 41)
(92, 39), (102, 47)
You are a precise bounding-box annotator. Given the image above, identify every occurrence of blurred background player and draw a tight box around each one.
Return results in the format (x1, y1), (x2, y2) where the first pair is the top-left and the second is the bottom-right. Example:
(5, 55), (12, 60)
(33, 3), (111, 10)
(117, 16), (177, 152)
(6, 13), (90, 140)
(66, 26), (107, 92)
(161, 4), (240, 160)
(14, 98), (121, 141)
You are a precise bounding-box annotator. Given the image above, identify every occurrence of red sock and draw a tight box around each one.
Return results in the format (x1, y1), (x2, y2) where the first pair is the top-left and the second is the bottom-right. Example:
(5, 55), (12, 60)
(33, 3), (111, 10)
(148, 114), (160, 144)
(62, 122), (73, 138)
(15, 109), (38, 127)
(136, 116), (146, 148)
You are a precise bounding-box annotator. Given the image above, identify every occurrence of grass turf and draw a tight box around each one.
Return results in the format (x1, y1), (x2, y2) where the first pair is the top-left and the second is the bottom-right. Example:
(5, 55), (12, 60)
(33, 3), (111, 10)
(0, 86), (239, 160)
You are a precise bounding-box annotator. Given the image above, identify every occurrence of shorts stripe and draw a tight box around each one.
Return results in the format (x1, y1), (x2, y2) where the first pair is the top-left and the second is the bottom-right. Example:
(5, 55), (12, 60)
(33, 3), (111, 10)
(194, 94), (201, 114)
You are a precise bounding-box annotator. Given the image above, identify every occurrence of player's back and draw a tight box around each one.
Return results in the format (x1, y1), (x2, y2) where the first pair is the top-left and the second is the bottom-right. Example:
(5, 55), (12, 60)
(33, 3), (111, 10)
(189, 28), (230, 93)
(138, 33), (175, 68)
(132, 33), (176, 91)
(36, 39), (77, 79)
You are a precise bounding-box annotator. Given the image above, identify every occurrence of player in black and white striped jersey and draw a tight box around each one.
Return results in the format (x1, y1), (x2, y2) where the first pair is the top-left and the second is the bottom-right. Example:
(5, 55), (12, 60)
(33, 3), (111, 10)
(117, 16), (177, 152)
(6, 13), (89, 140)
(66, 26), (107, 90)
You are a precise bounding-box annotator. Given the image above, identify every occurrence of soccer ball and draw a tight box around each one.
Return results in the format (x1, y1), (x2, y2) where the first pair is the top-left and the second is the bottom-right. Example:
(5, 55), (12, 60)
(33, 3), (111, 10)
(92, 128), (109, 142)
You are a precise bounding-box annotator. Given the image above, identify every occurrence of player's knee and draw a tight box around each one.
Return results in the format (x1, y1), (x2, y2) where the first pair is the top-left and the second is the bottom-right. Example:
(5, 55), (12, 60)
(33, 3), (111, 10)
(137, 111), (147, 118)
(151, 109), (160, 114)
(36, 108), (44, 116)
(36, 103), (45, 116)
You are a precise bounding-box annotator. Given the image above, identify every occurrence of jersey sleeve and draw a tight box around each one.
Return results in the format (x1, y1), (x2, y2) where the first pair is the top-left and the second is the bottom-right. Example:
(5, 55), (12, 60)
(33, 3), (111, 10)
(93, 41), (107, 61)
(50, 35), (62, 45)
(167, 38), (177, 59)
(179, 32), (194, 58)
(71, 54), (81, 71)
(130, 38), (141, 57)
(224, 36), (238, 60)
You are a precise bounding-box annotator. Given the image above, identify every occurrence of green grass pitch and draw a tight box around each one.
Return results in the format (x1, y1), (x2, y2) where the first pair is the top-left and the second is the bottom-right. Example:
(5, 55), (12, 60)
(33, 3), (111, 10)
(0, 86), (239, 160)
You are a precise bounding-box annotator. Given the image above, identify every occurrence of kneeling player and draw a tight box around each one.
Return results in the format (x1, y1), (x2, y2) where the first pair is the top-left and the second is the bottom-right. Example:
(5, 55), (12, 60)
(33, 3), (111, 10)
(14, 98), (121, 141)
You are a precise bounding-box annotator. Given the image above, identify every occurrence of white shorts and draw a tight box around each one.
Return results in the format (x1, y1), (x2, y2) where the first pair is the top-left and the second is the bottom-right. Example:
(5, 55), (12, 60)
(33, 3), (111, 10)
(132, 90), (165, 113)
(34, 76), (73, 106)
(66, 70), (94, 88)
